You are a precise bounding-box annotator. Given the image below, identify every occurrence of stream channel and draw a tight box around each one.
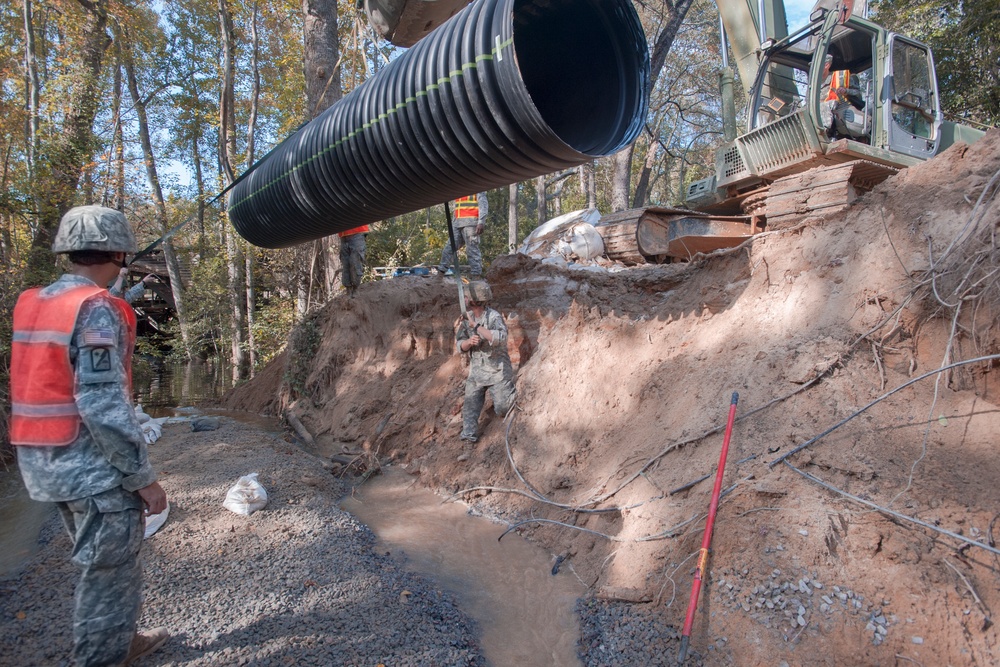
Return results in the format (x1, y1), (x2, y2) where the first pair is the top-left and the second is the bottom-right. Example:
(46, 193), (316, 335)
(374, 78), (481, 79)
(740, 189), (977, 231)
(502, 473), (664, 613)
(341, 468), (586, 667)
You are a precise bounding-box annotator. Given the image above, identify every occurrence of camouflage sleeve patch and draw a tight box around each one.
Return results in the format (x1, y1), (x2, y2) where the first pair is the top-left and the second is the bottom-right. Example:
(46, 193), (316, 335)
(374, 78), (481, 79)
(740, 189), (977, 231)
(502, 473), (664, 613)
(75, 301), (126, 386)
(90, 347), (113, 372)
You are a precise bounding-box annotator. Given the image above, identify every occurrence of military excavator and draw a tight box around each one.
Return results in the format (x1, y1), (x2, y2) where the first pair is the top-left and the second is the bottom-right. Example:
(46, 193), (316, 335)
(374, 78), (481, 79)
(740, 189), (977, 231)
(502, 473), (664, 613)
(362, 0), (986, 262)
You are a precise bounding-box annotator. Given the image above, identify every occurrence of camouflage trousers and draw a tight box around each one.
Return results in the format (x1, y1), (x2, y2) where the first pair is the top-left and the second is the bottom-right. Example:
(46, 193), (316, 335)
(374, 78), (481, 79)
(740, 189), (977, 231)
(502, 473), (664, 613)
(56, 487), (145, 667)
(440, 226), (482, 276)
(462, 374), (516, 440)
(340, 232), (367, 289)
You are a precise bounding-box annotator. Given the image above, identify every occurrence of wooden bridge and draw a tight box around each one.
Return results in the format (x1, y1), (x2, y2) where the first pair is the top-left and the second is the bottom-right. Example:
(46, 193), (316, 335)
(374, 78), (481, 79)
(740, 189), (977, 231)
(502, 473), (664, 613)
(125, 252), (189, 336)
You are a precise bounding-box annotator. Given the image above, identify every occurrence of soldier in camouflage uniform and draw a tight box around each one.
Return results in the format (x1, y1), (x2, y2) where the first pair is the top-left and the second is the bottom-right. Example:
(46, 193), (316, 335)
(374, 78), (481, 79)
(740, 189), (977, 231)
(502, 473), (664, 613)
(455, 280), (516, 442)
(439, 192), (488, 277)
(10, 206), (169, 666)
(109, 267), (157, 304)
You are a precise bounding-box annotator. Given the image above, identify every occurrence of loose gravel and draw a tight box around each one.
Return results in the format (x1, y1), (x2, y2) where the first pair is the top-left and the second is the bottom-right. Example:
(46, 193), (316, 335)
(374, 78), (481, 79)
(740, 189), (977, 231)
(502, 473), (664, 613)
(1, 418), (484, 666)
(1, 416), (684, 667)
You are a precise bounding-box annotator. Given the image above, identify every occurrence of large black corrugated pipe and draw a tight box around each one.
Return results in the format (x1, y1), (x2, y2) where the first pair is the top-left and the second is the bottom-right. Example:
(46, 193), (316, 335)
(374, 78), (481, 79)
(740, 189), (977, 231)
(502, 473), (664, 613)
(228, 0), (649, 248)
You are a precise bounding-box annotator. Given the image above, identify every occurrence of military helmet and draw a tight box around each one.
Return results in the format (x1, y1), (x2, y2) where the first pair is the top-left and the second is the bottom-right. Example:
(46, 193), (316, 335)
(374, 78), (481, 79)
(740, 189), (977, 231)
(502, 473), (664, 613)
(466, 280), (492, 302)
(52, 206), (138, 254)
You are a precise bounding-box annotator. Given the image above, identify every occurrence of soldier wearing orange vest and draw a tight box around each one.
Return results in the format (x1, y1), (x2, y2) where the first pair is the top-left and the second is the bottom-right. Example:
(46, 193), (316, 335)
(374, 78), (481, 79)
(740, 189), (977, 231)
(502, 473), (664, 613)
(338, 225), (369, 298)
(820, 54), (866, 139)
(10, 206), (169, 666)
(438, 192), (488, 277)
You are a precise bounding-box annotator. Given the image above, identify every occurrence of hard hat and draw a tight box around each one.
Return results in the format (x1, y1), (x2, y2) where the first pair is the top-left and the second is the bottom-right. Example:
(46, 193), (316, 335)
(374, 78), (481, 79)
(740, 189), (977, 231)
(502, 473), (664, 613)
(51, 206), (138, 254)
(466, 280), (492, 302)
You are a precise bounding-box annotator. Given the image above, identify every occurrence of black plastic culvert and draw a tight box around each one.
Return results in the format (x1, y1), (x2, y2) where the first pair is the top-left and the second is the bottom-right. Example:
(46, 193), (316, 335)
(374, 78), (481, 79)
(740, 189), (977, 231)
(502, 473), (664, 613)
(228, 0), (649, 248)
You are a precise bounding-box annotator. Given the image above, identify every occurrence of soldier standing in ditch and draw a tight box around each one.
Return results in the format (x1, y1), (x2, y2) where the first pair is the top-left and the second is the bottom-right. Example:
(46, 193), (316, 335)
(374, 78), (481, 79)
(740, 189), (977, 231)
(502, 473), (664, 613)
(455, 280), (516, 443)
(9, 205), (169, 666)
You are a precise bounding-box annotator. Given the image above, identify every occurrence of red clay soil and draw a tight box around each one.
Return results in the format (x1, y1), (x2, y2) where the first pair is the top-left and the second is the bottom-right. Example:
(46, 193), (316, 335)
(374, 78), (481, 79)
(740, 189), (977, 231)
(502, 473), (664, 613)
(224, 129), (1000, 666)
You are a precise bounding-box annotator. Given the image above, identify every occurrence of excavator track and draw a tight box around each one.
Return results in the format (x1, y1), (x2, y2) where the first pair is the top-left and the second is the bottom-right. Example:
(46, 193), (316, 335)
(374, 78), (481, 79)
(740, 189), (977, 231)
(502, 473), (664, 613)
(596, 207), (755, 263)
(596, 159), (898, 264)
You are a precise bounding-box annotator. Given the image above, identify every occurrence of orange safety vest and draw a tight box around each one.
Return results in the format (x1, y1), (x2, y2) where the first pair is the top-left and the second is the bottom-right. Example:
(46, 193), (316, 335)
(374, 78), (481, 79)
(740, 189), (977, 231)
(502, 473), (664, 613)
(826, 70), (851, 101)
(337, 225), (369, 238)
(453, 195), (479, 219)
(10, 285), (136, 447)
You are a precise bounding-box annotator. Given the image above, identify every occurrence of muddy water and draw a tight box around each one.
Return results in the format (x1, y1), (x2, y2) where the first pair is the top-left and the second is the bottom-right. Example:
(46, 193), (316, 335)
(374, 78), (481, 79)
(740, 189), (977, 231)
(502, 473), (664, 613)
(341, 468), (585, 667)
(137, 359), (230, 416)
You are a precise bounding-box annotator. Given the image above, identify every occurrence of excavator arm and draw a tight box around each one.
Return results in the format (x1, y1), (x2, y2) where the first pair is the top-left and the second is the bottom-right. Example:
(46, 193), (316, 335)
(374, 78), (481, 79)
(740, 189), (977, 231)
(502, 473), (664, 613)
(717, 0), (791, 99)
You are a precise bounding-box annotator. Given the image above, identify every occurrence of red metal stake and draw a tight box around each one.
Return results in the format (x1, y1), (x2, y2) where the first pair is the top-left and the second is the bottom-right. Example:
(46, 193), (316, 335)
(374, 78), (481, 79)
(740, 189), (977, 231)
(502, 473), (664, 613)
(677, 391), (739, 664)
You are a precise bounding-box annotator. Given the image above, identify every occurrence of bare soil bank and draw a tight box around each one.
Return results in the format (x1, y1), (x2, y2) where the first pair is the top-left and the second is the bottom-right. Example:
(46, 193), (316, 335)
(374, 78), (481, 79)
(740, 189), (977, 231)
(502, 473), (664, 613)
(224, 131), (1000, 665)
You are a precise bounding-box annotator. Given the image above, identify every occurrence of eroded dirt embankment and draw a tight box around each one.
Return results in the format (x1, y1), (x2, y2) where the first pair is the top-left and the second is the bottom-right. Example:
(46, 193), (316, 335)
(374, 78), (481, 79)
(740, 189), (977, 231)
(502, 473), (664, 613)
(226, 130), (1000, 665)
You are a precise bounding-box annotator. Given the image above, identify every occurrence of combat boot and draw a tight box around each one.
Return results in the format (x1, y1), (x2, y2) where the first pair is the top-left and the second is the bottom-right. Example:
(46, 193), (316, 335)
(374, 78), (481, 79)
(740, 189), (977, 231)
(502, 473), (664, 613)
(122, 627), (169, 665)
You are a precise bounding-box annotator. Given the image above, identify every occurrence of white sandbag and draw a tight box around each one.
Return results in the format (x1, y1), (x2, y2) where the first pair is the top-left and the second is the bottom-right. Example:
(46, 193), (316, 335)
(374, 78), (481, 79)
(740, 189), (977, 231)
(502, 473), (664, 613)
(142, 420), (163, 444)
(144, 501), (170, 539)
(518, 209), (602, 257)
(560, 222), (605, 260)
(134, 404), (152, 424)
(223, 473), (269, 516)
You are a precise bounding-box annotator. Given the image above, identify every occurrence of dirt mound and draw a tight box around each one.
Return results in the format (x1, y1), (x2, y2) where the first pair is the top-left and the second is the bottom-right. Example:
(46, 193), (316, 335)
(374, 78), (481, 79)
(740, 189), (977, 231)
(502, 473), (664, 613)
(226, 130), (1000, 665)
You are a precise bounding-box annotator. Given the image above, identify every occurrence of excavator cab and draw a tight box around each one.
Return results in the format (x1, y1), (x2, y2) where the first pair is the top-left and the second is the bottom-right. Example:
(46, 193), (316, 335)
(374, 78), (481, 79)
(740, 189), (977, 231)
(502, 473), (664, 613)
(749, 15), (879, 146)
(754, 6), (951, 160)
(695, 5), (955, 211)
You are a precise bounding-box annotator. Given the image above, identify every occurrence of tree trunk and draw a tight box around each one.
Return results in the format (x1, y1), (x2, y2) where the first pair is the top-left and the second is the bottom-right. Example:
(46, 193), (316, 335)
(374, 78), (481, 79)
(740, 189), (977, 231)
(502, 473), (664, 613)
(120, 30), (194, 359)
(321, 237), (337, 297)
(507, 183), (517, 253)
(245, 250), (256, 376)
(245, 0), (261, 376)
(218, 0), (248, 382)
(610, 148), (633, 212)
(576, 161), (597, 209)
(225, 226), (248, 383)
(648, 1), (695, 86)
(303, 0), (342, 305)
(192, 131), (206, 253)
(303, 0), (341, 117)
(632, 136), (660, 208)
(218, 0), (238, 183)
(535, 175), (546, 226)
(103, 47), (125, 210)
(22, 0), (40, 222)
(246, 0), (260, 166)
(1, 142), (13, 264)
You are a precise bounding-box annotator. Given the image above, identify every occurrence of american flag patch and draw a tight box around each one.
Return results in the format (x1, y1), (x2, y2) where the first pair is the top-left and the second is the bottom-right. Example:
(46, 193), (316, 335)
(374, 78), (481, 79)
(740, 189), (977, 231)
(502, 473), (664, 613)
(81, 328), (116, 346)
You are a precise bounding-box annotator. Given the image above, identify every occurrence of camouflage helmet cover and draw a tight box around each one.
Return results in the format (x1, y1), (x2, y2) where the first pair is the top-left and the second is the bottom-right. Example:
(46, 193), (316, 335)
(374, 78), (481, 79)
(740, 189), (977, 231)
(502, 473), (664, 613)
(52, 205), (138, 254)
(466, 280), (492, 302)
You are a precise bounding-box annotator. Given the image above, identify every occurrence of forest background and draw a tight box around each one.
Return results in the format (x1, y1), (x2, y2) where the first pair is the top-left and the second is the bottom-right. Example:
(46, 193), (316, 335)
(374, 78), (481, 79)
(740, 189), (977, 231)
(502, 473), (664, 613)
(0, 0), (997, 451)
